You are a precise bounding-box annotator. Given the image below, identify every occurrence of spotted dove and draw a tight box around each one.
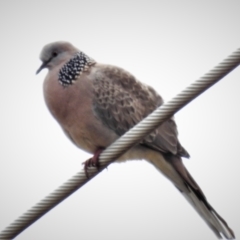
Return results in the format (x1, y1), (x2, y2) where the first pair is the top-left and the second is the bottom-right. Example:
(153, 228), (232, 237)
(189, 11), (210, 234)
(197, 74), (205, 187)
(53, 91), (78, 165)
(36, 41), (235, 239)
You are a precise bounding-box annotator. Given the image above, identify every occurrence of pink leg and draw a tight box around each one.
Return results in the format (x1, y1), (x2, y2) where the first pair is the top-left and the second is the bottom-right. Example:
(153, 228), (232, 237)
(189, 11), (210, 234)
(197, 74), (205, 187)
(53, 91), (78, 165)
(82, 148), (104, 178)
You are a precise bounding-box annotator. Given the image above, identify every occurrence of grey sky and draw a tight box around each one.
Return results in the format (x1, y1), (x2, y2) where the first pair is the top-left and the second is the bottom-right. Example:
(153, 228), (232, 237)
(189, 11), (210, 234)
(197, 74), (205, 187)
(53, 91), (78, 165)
(0, 1), (240, 239)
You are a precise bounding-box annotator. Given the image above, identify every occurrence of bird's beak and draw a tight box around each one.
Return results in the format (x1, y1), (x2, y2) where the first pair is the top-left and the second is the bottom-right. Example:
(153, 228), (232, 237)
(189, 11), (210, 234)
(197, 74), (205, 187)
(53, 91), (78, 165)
(36, 56), (53, 74)
(36, 62), (48, 74)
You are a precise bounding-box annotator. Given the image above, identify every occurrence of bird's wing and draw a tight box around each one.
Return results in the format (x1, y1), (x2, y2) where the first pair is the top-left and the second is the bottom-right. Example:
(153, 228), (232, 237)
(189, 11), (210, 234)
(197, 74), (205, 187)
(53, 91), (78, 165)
(91, 64), (234, 239)
(92, 64), (188, 157)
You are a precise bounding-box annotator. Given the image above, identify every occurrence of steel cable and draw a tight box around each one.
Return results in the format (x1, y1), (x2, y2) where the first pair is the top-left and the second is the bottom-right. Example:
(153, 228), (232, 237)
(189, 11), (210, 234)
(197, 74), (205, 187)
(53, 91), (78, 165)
(0, 48), (240, 239)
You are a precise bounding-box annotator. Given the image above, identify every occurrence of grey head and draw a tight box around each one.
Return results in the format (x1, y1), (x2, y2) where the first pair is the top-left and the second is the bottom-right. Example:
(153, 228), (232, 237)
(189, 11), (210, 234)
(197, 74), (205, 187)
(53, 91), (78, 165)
(36, 41), (79, 74)
(36, 41), (95, 87)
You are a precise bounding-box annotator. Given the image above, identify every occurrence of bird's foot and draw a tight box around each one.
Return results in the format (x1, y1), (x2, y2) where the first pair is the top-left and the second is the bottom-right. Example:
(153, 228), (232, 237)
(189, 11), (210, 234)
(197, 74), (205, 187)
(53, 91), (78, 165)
(82, 148), (104, 178)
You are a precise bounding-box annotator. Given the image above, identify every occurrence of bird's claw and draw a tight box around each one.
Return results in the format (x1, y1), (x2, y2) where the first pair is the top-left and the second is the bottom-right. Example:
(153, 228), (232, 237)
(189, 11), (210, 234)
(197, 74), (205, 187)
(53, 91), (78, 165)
(82, 148), (104, 178)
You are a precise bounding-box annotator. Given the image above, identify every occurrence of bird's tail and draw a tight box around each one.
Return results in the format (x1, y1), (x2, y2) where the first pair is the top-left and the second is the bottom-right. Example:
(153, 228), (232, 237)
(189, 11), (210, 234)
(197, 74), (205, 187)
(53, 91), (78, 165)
(181, 186), (234, 239)
(147, 152), (235, 239)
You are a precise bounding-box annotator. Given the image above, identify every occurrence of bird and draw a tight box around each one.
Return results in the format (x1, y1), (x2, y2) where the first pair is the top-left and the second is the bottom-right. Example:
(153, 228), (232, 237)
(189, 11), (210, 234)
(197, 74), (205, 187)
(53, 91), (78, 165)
(36, 41), (235, 239)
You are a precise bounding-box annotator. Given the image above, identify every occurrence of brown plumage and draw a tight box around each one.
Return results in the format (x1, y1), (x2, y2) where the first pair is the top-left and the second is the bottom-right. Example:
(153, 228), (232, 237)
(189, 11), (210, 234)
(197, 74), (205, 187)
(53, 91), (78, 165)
(37, 41), (235, 239)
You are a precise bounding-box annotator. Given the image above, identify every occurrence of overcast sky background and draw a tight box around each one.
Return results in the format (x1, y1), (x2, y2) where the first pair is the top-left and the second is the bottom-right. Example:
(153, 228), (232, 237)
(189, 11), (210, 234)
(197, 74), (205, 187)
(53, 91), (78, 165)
(0, 1), (240, 240)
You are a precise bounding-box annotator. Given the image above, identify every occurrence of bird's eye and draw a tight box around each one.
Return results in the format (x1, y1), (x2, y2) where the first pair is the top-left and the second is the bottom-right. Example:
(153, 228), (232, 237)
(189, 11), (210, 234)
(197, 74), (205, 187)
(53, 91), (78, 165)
(52, 52), (58, 57)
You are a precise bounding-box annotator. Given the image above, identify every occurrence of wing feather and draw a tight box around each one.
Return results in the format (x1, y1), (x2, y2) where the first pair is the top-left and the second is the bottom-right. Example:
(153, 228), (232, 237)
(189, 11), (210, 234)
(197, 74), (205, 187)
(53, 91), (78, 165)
(92, 64), (189, 157)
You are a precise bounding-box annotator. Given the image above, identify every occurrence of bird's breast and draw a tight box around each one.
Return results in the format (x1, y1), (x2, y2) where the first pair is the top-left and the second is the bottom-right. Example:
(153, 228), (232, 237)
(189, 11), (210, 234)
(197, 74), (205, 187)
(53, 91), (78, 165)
(43, 70), (118, 153)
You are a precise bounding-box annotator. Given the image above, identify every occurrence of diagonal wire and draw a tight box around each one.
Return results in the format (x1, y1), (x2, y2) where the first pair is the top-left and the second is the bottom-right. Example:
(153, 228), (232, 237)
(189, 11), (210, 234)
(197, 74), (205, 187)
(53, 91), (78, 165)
(0, 48), (240, 240)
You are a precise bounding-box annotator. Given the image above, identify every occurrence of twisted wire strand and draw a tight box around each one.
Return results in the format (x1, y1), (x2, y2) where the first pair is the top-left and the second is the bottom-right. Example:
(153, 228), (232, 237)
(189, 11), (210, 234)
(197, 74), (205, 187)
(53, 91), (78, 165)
(1, 48), (240, 240)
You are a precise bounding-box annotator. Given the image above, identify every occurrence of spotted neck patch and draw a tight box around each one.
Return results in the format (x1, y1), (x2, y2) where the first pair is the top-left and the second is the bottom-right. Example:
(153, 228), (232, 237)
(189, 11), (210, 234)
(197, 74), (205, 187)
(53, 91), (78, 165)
(58, 52), (95, 87)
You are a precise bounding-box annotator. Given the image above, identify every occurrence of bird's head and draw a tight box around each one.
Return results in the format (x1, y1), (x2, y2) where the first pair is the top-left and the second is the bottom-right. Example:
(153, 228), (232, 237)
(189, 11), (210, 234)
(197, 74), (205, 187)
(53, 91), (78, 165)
(36, 41), (79, 74)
